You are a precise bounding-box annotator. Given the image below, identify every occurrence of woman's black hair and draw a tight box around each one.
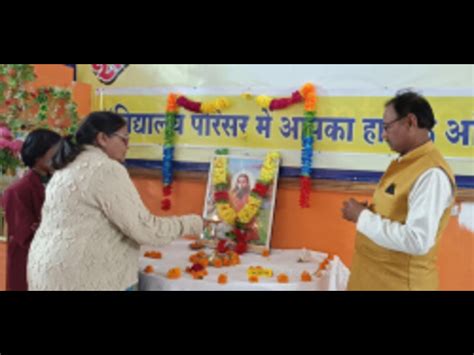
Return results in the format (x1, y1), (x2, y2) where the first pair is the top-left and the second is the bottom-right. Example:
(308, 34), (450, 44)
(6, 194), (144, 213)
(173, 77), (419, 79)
(52, 111), (127, 170)
(21, 129), (61, 168)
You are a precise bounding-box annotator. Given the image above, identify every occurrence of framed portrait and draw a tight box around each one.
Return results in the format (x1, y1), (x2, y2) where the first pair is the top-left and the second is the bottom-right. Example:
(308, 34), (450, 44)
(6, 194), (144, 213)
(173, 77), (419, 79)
(202, 154), (280, 253)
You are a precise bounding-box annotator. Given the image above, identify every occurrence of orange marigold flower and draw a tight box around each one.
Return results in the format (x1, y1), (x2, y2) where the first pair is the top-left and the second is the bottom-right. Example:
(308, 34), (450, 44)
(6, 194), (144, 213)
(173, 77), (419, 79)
(191, 270), (207, 280)
(167, 93), (178, 112)
(301, 271), (312, 282)
(230, 255), (240, 265)
(167, 267), (181, 279)
(277, 273), (289, 283)
(144, 251), (162, 259)
(300, 83), (316, 99)
(213, 258), (223, 268)
(144, 265), (154, 274)
(218, 274), (228, 284)
(262, 248), (270, 257)
(223, 256), (231, 267)
(189, 240), (205, 250)
(319, 259), (330, 270)
(248, 275), (259, 283)
(199, 258), (209, 267)
(304, 93), (317, 112)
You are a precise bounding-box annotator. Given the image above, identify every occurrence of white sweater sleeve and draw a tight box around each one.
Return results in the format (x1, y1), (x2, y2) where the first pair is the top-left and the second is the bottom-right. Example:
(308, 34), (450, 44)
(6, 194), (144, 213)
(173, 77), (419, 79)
(87, 160), (203, 246)
(356, 168), (453, 255)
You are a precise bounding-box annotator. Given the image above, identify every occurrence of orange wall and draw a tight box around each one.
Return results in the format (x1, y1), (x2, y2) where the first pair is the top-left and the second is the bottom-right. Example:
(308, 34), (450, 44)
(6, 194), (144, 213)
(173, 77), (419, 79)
(34, 65), (74, 87)
(132, 176), (474, 290)
(33, 64), (91, 118)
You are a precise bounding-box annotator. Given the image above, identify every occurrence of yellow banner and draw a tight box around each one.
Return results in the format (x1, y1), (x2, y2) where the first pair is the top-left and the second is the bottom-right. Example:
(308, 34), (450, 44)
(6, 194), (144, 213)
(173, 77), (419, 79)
(100, 95), (473, 159)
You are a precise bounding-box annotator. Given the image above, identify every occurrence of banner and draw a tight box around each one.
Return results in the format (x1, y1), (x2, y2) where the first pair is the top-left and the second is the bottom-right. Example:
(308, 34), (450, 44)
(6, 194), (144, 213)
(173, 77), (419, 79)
(77, 65), (473, 180)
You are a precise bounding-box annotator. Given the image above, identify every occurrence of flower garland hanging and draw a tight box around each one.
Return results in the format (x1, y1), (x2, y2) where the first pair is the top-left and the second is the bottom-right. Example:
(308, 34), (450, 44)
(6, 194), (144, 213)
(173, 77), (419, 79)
(0, 64), (80, 136)
(35, 87), (80, 135)
(161, 93), (178, 210)
(255, 83), (317, 208)
(161, 93), (231, 210)
(212, 151), (280, 254)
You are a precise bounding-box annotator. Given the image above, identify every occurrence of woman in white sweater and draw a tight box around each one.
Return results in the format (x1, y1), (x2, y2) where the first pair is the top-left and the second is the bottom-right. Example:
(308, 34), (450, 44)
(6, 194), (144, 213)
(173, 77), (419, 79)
(27, 111), (204, 290)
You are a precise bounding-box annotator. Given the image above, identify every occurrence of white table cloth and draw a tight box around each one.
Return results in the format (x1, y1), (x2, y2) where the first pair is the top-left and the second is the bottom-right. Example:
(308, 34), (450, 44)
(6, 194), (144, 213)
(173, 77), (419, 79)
(139, 239), (350, 291)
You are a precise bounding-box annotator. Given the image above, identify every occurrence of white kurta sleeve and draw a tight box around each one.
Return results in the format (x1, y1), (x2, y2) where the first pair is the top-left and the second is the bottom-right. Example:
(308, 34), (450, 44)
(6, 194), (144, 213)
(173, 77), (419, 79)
(356, 168), (453, 255)
(87, 159), (203, 246)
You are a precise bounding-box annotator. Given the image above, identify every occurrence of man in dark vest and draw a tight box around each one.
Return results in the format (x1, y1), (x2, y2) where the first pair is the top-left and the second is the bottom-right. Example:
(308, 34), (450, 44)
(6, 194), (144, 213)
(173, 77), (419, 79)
(341, 91), (455, 290)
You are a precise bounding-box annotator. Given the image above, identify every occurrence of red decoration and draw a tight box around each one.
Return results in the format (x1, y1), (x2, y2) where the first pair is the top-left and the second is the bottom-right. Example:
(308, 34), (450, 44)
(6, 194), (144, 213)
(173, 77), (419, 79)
(214, 191), (229, 202)
(269, 90), (303, 111)
(217, 240), (229, 253)
(234, 241), (248, 255)
(161, 198), (171, 210)
(299, 176), (312, 208)
(163, 185), (172, 196)
(252, 182), (270, 198)
(176, 96), (202, 113)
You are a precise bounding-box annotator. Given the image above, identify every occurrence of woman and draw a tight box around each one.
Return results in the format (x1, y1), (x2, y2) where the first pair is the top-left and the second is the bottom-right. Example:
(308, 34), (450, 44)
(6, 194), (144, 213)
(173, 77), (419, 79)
(27, 111), (204, 290)
(2, 129), (61, 291)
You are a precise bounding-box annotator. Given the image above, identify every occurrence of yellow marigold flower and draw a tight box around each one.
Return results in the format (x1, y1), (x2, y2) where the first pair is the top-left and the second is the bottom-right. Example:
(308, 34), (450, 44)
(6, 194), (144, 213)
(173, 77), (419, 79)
(201, 102), (217, 114)
(213, 171), (227, 185)
(214, 98), (230, 111)
(268, 152), (281, 160)
(217, 203), (236, 224)
(256, 95), (272, 109)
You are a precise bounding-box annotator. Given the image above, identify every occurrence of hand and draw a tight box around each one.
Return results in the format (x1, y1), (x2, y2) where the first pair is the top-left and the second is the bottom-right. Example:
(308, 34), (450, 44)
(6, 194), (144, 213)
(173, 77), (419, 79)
(203, 218), (219, 229)
(341, 198), (368, 223)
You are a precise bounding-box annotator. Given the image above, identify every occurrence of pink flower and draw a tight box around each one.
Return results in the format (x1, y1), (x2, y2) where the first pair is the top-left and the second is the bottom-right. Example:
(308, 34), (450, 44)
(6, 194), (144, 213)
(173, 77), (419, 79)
(0, 127), (13, 140)
(8, 140), (23, 154)
(0, 138), (10, 150)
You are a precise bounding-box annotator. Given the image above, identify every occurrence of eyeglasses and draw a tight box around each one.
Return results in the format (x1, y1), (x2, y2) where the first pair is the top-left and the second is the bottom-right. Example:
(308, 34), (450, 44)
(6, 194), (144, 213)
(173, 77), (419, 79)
(112, 132), (130, 144)
(383, 116), (407, 131)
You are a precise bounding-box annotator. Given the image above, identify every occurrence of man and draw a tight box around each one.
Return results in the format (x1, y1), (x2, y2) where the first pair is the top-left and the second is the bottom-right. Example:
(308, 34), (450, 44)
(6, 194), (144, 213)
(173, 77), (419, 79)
(229, 173), (251, 212)
(2, 129), (61, 291)
(341, 91), (455, 290)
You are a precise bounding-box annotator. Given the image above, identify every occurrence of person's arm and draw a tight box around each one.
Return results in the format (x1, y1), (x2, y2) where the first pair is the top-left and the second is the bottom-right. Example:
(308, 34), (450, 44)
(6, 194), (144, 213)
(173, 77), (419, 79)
(88, 160), (203, 246)
(356, 168), (453, 255)
(3, 188), (38, 249)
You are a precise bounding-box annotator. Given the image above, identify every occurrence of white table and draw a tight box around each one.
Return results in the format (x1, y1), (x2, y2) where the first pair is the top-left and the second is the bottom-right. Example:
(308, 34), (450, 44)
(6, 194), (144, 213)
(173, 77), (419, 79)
(139, 239), (350, 291)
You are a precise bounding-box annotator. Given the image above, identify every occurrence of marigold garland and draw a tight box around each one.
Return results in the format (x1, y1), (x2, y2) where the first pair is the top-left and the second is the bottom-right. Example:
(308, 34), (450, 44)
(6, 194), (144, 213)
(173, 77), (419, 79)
(212, 151), (280, 254)
(0, 64), (80, 136)
(161, 93), (231, 210)
(255, 83), (317, 208)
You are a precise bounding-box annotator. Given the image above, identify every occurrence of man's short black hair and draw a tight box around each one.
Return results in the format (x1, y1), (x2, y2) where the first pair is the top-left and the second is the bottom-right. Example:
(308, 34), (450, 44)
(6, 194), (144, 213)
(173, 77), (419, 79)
(385, 90), (436, 130)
